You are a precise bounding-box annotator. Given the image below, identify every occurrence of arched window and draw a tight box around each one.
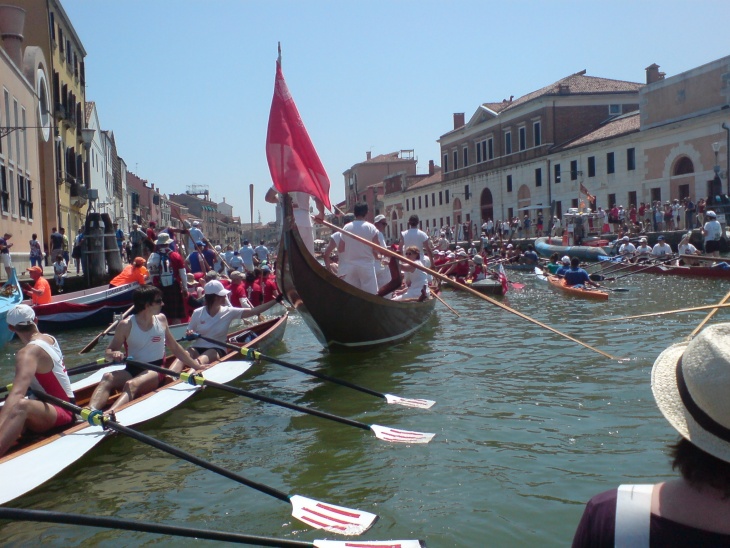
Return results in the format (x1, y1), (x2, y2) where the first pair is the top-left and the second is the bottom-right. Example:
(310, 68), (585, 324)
(673, 156), (694, 176)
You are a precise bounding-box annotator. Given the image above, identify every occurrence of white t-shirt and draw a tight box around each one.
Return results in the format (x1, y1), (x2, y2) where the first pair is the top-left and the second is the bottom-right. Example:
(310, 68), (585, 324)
(187, 226), (204, 252)
(704, 220), (723, 242)
(189, 305), (245, 350)
(340, 220), (379, 264)
(635, 244), (652, 256)
(239, 245), (256, 268)
(401, 228), (429, 256)
(678, 242), (698, 255)
(618, 243), (636, 255)
(651, 243), (673, 257)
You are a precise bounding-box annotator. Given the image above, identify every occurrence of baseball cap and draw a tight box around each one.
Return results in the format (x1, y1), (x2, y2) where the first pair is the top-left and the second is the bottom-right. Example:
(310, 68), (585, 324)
(374, 214), (386, 224)
(7, 304), (36, 326)
(204, 280), (230, 297)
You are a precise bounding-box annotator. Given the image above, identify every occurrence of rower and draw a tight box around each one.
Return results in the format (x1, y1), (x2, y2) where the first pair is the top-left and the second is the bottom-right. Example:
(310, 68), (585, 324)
(338, 202), (380, 294)
(545, 253), (561, 275)
(678, 232), (701, 265)
(651, 235), (673, 258)
(174, 280), (282, 370)
(617, 236), (636, 262)
(521, 244), (539, 265)
(0, 305), (75, 457)
(88, 286), (200, 413)
(555, 255), (572, 276)
(399, 214), (434, 267)
(563, 257), (601, 289)
(634, 237), (653, 263)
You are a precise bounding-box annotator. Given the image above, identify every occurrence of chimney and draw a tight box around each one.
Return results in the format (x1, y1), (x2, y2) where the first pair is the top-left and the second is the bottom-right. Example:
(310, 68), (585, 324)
(429, 160), (435, 176)
(645, 63), (664, 84)
(366, 151), (371, 161)
(0, 5), (26, 68)
(453, 113), (465, 130)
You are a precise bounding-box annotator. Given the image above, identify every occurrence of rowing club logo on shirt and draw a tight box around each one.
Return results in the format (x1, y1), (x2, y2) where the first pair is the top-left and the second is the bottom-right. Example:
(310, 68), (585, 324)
(151, 336), (162, 343)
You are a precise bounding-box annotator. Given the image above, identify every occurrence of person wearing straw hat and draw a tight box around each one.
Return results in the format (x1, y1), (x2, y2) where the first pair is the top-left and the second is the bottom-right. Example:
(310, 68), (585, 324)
(0, 304), (76, 457)
(573, 324), (730, 546)
(147, 233), (188, 324)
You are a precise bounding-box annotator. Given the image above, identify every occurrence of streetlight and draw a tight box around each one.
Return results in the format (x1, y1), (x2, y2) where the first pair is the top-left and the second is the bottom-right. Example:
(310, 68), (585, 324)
(712, 141), (723, 198)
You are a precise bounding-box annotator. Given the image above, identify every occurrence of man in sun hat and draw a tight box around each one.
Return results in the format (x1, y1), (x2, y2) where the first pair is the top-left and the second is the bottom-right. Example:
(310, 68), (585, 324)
(0, 304), (75, 457)
(702, 210), (722, 257)
(573, 324), (730, 545)
(618, 235), (636, 261)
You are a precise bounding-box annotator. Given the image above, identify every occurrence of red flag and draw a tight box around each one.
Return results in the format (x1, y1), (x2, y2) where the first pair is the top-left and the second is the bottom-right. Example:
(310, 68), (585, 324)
(580, 182), (595, 202)
(266, 55), (332, 210)
(498, 264), (509, 294)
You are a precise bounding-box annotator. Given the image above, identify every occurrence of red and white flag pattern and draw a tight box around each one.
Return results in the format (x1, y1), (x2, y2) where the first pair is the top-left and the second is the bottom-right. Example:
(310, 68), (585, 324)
(290, 495), (377, 536)
(498, 264), (509, 294)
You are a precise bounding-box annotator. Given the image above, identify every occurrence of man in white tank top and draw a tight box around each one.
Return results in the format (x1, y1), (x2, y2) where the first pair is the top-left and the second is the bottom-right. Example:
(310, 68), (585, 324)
(0, 305), (75, 457)
(89, 286), (200, 413)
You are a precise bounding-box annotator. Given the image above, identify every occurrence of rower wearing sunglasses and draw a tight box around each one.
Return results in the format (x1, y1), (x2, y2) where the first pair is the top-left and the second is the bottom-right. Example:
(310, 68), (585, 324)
(88, 285), (200, 413)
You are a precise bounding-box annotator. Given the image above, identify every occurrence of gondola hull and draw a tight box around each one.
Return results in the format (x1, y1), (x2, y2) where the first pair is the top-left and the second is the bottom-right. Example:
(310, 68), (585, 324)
(276, 207), (435, 351)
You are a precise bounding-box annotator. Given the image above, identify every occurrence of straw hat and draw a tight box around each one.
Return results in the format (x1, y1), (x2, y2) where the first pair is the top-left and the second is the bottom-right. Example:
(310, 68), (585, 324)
(651, 323), (730, 463)
(472, 255), (483, 265)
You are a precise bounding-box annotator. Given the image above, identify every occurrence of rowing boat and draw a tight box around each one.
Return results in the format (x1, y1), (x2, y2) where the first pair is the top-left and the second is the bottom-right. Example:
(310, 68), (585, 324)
(0, 268), (23, 351)
(590, 261), (730, 279)
(547, 275), (609, 301)
(466, 278), (505, 295)
(501, 263), (539, 272)
(534, 266), (548, 283)
(25, 282), (139, 332)
(276, 198), (435, 351)
(0, 314), (287, 505)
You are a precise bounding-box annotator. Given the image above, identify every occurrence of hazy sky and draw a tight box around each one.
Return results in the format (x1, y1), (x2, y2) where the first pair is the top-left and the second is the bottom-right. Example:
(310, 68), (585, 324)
(62, 0), (730, 223)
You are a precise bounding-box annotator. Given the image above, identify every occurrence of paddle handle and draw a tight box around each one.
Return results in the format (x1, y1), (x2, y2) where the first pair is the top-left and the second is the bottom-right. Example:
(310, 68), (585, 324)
(33, 390), (292, 504)
(79, 305), (134, 354)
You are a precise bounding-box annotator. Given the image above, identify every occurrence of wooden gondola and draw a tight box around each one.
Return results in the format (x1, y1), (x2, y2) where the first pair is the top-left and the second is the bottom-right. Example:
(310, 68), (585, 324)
(0, 314), (287, 505)
(276, 199), (435, 351)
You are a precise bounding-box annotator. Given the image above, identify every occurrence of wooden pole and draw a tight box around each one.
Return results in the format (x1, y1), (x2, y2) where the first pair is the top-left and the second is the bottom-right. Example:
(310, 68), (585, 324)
(687, 288), (730, 340)
(318, 218), (618, 360)
(595, 303), (730, 322)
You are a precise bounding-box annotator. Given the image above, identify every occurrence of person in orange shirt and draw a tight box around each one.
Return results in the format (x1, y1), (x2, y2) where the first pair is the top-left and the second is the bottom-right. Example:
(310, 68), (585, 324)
(109, 257), (149, 287)
(24, 266), (51, 305)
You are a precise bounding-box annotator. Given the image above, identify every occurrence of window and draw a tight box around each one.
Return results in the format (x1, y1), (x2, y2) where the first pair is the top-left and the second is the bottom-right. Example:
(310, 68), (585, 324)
(443, 153), (448, 173)
(418, 196), (422, 209)
(487, 137), (493, 160)
(570, 160), (578, 181)
(445, 190), (450, 204)
(588, 156), (596, 177)
(554, 164), (561, 183)
(533, 121), (542, 146)
(571, 199), (579, 209)
(453, 150), (458, 171)
(674, 156), (694, 175)
(463, 146), (468, 167)
(535, 168), (542, 187)
(651, 188), (661, 204)
(439, 191), (443, 205)
(507, 208), (513, 220)
(628, 191), (637, 209)
(0, 163), (8, 213)
(627, 148), (636, 171)
(446, 216), (450, 227)
(18, 175), (32, 220)
(432, 193), (435, 206)
(477, 139), (487, 163)
(412, 197), (415, 210)
(608, 193), (616, 208)
(424, 194), (428, 208)
(607, 152), (615, 174)
(519, 127), (526, 151)
(405, 199), (409, 211)
(507, 175), (513, 193)
(609, 104), (622, 116)
(464, 185), (470, 199)
(505, 132), (512, 154)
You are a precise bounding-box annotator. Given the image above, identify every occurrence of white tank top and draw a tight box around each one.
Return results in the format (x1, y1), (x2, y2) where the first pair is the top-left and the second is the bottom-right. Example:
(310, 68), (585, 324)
(28, 336), (74, 400)
(127, 314), (166, 363)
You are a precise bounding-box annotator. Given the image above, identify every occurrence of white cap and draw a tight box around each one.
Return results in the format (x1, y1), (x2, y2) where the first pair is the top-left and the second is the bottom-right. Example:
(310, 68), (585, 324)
(204, 280), (230, 297)
(373, 214), (386, 224)
(561, 255), (571, 264)
(192, 220), (201, 226)
(7, 304), (35, 326)
(706, 210), (717, 218)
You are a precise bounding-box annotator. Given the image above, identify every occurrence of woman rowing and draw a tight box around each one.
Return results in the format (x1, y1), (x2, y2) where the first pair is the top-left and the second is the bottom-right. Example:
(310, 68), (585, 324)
(89, 285), (201, 413)
(171, 280), (283, 370)
(391, 246), (430, 301)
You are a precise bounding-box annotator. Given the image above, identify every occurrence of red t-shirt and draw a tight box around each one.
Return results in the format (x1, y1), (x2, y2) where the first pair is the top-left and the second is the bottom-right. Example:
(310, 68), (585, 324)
(262, 277), (279, 303)
(229, 282), (247, 308)
(246, 280), (263, 307)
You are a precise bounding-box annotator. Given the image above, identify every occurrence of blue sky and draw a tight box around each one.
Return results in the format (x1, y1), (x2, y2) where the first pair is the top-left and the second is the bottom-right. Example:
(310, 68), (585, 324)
(63, 0), (730, 223)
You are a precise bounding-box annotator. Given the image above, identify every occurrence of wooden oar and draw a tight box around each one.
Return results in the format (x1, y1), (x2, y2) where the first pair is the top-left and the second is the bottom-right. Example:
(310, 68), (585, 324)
(33, 391), (378, 536)
(607, 255), (677, 282)
(318, 218), (618, 360)
(687, 288), (730, 341)
(129, 360), (435, 443)
(0, 507), (424, 548)
(79, 305), (134, 354)
(431, 290), (460, 317)
(189, 335), (436, 409)
(595, 303), (730, 322)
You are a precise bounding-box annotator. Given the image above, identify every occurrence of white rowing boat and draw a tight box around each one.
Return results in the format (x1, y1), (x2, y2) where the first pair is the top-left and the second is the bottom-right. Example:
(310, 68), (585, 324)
(0, 315), (287, 505)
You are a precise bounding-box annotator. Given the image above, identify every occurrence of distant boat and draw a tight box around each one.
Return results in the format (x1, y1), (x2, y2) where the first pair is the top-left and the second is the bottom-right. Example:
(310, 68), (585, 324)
(26, 282), (139, 332)
(535, 237), (613, 262)
(276, 199), (435, 351)
(0, 268), (24, 350)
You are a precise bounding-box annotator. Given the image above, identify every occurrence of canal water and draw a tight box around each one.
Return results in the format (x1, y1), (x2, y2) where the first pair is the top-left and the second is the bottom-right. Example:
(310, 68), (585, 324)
(0, 269), (727, 546)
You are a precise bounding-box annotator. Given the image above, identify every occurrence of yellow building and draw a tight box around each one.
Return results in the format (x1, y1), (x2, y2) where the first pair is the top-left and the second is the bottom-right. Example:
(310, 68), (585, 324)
(15, 0), (93, 242)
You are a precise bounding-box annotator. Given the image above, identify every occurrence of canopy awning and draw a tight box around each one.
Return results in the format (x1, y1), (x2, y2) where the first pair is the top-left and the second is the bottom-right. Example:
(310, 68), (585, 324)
(518, 204), (546, 211)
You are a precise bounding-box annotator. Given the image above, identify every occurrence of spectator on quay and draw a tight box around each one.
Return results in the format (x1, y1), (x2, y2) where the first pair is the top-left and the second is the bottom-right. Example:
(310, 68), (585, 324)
(664, 202), (674, 231)
(52, 253), (67, 293)
(0, 232), (13, 279)
(71, 230), (84, 275)
(673, 199), (683, 230)
(684, 197), (696, 229)
(49, 227), (64, 263)
(536, 213), (544, 236)
(572, 324), (730, 546)
(114, 222), (125, 255)
(60, 228), (69, 264)
(523, 215), (531, 237)
(697, 198), (706, 227)
(654, 202), (664, 232)
(28, 233), (43, 268)
(128, 223), (147, 260)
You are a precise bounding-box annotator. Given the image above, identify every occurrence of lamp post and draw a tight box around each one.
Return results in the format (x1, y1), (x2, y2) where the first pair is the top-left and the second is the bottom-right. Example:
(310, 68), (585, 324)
(723, 123), (730, 196)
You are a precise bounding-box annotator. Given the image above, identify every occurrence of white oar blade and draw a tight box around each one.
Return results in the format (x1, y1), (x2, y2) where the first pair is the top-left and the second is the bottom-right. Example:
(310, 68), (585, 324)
(370, 424), (435, 444)
(290, 495), (377, 536)
(384, 393), (435, 409)
(314, 540), (425, 548)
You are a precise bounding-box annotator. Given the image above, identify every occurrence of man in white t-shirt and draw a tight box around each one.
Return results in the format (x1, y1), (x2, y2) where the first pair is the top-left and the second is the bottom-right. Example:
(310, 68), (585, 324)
(702, 210), (723, 257)
(651, 236), (673, 258)
(373, 214), (391, 289)
(399, 214), (434, 267)
(238, 240), (256, 272)
(618, 236), (636, 261)
(254, 240), (270, 264)
(338, 203), (380, 293)
(186, 221), (205, 254)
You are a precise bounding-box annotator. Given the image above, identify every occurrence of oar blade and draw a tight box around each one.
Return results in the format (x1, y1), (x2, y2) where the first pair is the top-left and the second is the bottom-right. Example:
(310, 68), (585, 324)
(314, 540), (425, 548)
(384, 393), (435, 409)
(289, 495), (378, 536)
(370, 424), (435, 444)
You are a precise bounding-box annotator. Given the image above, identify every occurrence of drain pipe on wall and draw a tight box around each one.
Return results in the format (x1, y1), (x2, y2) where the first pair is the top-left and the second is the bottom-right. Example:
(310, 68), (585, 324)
(723, 122), (730, 196)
